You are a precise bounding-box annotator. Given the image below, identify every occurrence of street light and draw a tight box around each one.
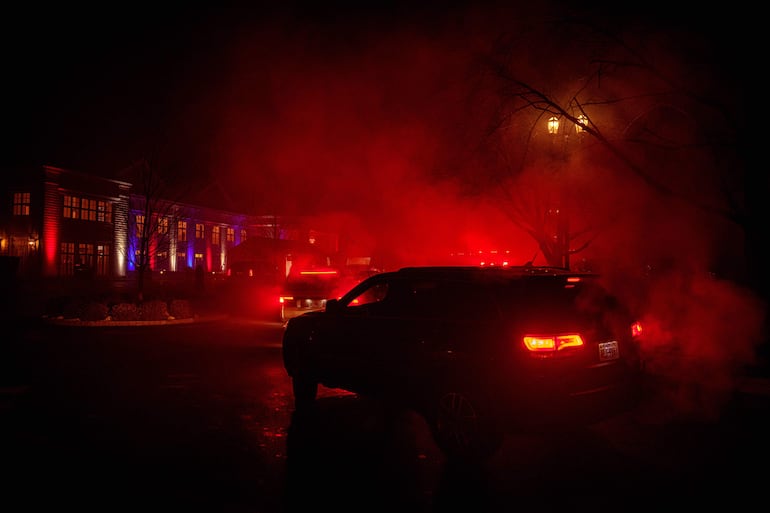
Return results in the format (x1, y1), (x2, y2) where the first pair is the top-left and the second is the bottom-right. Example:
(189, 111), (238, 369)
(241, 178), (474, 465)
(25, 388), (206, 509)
(548, 114), (589, 136)
(547, 116), (560, 134)
(575, 114), (588, 133)
(546, 114), (588, 269)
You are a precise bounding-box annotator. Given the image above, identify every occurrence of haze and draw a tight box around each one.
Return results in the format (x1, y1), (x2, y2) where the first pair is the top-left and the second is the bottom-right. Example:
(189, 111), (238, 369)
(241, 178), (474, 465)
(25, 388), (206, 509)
(5, 2), (762, 414)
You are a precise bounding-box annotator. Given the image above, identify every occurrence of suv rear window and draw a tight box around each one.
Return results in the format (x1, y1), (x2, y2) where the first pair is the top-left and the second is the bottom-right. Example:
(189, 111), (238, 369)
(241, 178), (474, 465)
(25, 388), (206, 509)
(492, 276), (625, 325)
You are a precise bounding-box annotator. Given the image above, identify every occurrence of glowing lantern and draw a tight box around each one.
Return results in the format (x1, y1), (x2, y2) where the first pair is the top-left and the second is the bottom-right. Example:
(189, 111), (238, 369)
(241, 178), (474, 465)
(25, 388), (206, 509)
(547, 116), (560, 134)
(575, 114), (588, 133)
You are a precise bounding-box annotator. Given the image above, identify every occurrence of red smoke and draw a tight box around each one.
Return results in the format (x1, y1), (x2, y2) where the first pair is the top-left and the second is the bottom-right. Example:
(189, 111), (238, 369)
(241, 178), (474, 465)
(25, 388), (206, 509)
(195, 3), (763, 417)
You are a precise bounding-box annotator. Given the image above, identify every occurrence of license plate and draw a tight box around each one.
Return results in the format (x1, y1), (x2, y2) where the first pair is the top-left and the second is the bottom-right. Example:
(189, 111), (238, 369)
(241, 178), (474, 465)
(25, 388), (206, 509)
(598, 341), (619, 361)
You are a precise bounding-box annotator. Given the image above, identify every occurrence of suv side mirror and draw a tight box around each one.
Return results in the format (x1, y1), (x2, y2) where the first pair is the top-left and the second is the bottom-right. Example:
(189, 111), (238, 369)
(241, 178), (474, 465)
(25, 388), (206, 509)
(325, 298), (340, 314)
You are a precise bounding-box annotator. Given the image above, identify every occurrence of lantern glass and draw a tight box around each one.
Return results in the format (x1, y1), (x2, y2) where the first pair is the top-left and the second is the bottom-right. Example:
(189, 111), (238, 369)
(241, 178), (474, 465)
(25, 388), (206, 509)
(547, 116), (560, 134)
(575, 114), (588, 133)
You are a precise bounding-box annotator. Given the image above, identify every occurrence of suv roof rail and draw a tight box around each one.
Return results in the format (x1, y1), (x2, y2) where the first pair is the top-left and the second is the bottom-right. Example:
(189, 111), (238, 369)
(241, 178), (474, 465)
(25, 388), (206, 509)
(395, 265), (589, 276)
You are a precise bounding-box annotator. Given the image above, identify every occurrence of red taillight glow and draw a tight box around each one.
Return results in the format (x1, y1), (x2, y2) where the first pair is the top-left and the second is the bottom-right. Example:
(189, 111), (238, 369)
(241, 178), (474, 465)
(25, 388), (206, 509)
(523, 334), (584, 352)
(631, 321), (643, 338)
(300, 270), (338, 275)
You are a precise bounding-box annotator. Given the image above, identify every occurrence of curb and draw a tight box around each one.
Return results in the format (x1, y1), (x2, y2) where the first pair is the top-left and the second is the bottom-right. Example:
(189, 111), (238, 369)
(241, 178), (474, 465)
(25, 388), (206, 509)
(41, 314), (228, 327)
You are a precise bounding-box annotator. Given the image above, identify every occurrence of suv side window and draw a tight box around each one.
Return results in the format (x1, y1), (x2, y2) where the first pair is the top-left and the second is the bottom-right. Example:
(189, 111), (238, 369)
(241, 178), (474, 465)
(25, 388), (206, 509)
(347, 281), (389, 308)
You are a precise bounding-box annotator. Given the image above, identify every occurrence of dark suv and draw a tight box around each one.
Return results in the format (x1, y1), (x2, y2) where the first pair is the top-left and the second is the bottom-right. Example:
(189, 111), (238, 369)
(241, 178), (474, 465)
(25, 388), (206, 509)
(282, 265), (645, 461)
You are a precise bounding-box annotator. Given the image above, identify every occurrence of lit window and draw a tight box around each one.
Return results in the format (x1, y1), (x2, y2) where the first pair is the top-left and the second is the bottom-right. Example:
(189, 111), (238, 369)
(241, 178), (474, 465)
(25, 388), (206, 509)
(80, 198), (97, 221)
(96, 244), (110, 276)
(226, 227), (234, 243)
(63, 196), (80, 219)
(61, 196), (109, 222)
(212, 226), (221, 245)
(79, 243), (94, 264)
(136, 215), (145, 237)
(12, 192), (30, 216)
(195, 223), (205, 239)
(240, 229), (247, 242)
(97, 201), (112, 223)
(177, 221), (187, 242)
(157, 217), (169, 235)
(60, 242), (75, 275)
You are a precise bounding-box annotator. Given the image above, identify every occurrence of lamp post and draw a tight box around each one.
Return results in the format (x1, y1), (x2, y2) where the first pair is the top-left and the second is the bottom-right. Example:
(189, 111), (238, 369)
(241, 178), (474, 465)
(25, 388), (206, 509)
(546, 114), (588, 269)
(28, 232), (39, 252)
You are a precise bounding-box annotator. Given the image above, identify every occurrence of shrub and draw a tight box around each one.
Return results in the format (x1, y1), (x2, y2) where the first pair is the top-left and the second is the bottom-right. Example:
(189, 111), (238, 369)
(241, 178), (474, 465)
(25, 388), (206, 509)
(62, 297), (88, 319)
(110, 302), (140, 321)
(45, 292), (198, 323)
(44, 296), (70, 317)
(140, 299), (170, 321)
(169, 299), (193, 319)
(81, 302), (109, 321)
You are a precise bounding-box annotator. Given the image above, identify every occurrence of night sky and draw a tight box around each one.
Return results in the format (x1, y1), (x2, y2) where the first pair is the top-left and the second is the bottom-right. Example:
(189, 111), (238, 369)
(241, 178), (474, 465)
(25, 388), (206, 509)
(6, 6), (743, 176)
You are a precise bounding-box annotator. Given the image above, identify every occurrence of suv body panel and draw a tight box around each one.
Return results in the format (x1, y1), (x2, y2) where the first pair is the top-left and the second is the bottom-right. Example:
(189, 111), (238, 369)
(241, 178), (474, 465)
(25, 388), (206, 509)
(282, 266), (644, 458)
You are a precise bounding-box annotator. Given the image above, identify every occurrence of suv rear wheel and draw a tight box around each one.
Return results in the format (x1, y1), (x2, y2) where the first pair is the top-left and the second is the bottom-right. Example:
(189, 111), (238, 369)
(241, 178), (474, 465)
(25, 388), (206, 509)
(428, 391), (503, 463)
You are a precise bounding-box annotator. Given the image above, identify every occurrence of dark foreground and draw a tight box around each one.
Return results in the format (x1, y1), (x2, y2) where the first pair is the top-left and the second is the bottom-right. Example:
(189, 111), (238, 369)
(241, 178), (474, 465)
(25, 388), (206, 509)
(1, 317), (769, 512)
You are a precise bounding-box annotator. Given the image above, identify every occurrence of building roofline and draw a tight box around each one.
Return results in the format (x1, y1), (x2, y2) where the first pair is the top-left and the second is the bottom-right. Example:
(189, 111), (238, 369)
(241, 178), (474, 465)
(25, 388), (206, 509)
(43, 164), (133, 188)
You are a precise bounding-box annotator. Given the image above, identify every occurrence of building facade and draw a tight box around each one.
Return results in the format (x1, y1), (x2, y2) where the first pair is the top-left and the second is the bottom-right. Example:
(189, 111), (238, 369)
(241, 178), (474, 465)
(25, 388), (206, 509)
(1, 165), (338, 283)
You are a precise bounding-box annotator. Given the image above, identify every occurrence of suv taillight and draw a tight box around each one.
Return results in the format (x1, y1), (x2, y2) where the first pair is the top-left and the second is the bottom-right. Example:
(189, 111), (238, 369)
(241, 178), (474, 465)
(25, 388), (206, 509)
(523, 334), (584, 352)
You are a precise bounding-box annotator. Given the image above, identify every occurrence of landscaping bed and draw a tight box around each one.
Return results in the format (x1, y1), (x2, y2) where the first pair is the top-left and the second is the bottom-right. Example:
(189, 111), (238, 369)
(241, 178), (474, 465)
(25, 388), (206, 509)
(43, 295), (196, 323)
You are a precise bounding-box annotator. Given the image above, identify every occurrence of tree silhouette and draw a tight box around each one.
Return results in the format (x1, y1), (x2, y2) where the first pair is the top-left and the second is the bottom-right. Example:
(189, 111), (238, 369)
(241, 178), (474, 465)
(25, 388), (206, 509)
(466, 11), (757, 291)
(119, 155), (190, 301)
